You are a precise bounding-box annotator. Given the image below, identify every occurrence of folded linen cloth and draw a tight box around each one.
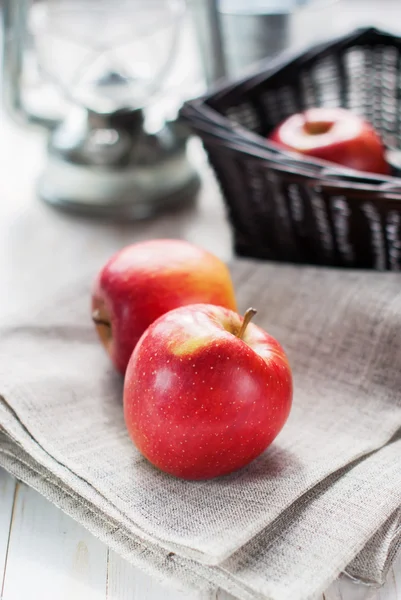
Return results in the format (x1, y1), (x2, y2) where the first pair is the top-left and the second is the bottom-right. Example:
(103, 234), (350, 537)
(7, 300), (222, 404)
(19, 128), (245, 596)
(1, 430), (400, 600)
(0, 259), (400, 599)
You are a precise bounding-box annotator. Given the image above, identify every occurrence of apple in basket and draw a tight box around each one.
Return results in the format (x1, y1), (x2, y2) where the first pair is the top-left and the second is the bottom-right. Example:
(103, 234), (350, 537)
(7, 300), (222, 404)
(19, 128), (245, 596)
(91, 239), (237, 374)
(124, 304), (293, 480)
(268, 107), (390, 175)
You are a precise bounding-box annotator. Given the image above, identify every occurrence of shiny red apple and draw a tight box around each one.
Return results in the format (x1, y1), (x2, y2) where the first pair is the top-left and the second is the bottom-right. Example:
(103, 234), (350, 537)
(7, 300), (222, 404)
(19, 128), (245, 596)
(91, 240), (237, 374)
(269, 107), (389, 175)
(124, 304), (293, 480)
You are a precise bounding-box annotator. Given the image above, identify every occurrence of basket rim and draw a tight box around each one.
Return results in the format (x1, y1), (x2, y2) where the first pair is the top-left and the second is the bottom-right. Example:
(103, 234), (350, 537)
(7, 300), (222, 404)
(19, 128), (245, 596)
(202, 27), (401, 105)
(201, 131), (401, 201)
(181, 26), (401, 191)
(186, 103), (401, 193)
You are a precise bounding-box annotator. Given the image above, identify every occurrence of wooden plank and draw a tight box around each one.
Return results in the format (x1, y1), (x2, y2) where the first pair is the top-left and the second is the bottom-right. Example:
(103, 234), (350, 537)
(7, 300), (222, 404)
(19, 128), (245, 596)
(0, 469), (17, 594)
(326, 577), (379, 600)
(106, 549), (207, 600)
(377, 553), (401, 600)
(378, 570), (398, 600)
(2, 483), (108, 600)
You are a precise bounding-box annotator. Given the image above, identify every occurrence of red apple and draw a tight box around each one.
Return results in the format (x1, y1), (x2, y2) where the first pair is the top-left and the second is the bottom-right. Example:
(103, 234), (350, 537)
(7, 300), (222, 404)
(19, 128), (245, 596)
(269, 107), (389, 175)
(124, 304), (293, 480)
(92, 240), (237, 374)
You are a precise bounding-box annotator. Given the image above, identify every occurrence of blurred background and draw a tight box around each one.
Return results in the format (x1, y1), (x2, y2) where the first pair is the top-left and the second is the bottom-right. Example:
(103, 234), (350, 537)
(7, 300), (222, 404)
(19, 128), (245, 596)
(1, 0), (401, 310)
(3, 0), (400, 217)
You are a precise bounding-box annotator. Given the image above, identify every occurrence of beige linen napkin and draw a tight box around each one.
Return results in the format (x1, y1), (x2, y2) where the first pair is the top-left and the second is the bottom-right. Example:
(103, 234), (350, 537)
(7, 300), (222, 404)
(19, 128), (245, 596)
(0, 259), (400, 599)
(0, 430), (400, 600)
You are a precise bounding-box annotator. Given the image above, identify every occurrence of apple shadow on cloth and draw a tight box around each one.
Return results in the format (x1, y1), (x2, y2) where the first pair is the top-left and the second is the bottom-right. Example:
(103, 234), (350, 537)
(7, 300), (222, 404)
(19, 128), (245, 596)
(131, 442), (304, 487)
(101, 369), (125, 420)
(123, 443), (305, 545)
(218, 443), (304, 485)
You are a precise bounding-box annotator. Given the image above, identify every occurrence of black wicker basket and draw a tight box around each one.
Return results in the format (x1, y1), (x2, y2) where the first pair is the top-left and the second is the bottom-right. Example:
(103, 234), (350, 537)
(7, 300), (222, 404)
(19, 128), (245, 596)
(182, 27), (401, 270)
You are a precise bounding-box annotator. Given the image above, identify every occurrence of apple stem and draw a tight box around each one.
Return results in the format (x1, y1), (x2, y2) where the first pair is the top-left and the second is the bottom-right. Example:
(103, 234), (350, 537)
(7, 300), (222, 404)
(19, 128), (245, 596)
(237, 308), (257, 340)
(92, 309), (111, 328)
(303, 112), (332, 136)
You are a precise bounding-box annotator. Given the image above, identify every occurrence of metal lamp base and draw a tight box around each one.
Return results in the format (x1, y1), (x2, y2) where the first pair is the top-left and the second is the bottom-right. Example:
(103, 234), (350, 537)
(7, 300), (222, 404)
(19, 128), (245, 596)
(38, 105), (200, 220)
(38, 147), (200, 220)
